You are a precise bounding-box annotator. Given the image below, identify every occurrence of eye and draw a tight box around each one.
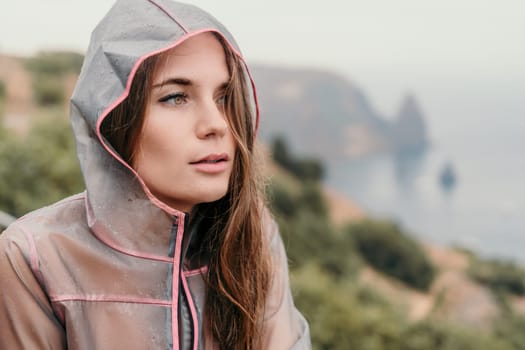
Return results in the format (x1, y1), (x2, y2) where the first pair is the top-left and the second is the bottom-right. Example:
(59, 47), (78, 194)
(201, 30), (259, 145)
(216, 93), (227, 106)
(159, 92), (188, 106)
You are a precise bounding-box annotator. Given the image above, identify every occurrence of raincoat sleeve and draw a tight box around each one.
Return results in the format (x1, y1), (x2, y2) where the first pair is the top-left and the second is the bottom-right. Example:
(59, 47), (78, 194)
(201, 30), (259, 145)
(0, 226), (66, 349)
(261, 213), (312, 350)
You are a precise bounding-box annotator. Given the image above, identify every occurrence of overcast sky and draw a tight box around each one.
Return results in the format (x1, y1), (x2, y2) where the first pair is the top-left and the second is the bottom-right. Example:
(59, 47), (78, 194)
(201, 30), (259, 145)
(1, 0), (524, 118)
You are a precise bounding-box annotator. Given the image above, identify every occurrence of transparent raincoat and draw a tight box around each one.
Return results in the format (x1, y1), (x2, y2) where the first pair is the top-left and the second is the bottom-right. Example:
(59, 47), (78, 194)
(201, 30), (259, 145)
(0, 0), (311, 348)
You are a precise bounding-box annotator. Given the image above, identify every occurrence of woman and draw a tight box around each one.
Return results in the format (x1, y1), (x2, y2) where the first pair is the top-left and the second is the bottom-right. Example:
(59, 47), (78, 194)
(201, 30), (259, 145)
(0, 0), (310, 349)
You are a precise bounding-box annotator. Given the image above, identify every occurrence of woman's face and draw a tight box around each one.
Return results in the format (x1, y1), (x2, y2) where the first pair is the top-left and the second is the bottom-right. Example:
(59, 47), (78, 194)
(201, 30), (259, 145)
(133, 33), (236, 213)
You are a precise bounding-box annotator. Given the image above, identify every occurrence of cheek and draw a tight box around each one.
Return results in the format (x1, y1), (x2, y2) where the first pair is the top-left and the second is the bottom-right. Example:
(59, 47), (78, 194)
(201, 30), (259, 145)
(138, 115), (182, 158)
(133, 133), (170, 177)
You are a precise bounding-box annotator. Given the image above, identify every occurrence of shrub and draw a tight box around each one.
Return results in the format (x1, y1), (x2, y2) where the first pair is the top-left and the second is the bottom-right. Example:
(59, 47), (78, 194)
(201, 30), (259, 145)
(0, 80), (5, 100)
(493, 315), (525, 349)
(25, 51), (83, 76)
(347, 219), (436, 291)
(267, 180), (297, 218)
(290, 158), (324, 181)
(399, 320), (512, 350)
(298, 181), (327, 217)
(33, 78), (64, 106)
(267, 177), (327, 220)
(0, 116), (83, 217)
(271, 136), (324, 181)
(267, 177), (358, 279)
(0, 80), (5, 117)
(277, 209), (349, 275)
(271, 136), (293, 171)
(25, 51), (84, 107)
(292, 264), (405, 350)
(469, 258), (525, 296)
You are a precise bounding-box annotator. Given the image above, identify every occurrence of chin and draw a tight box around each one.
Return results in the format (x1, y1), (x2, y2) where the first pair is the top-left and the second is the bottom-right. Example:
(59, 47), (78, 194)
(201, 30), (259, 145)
(198, 188), (229, 204)
(175, 185), (229, 209)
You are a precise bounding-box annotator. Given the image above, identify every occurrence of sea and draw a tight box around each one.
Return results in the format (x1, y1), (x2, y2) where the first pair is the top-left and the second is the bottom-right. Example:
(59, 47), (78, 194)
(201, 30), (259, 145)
(325, 74), (525, 263)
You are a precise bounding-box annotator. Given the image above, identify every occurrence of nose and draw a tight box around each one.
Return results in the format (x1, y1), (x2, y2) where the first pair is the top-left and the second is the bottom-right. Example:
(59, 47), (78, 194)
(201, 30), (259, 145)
(196, 98), (228, 139)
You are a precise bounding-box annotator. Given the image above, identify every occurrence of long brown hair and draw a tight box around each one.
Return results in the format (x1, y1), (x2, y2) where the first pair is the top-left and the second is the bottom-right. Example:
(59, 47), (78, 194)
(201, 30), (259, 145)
(101, 33), (271, 349)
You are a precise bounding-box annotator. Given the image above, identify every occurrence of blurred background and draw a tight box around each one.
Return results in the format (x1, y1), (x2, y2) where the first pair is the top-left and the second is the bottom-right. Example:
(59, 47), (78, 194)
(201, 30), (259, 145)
(1, 0), (524, 348)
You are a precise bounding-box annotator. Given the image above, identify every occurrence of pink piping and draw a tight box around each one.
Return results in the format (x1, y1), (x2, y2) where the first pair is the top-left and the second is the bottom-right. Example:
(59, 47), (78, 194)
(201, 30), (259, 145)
(183, 265), (208, 278)
(50, 294), (171, 306)
(182, 274), (199, 350)
(171, 214), (185, 350)
(95, 28), (261, 217)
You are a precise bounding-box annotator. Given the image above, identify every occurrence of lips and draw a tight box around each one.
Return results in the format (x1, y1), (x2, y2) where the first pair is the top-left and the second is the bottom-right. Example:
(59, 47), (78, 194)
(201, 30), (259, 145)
(190, 153), (229, 164)
(189, 153), (230, 174)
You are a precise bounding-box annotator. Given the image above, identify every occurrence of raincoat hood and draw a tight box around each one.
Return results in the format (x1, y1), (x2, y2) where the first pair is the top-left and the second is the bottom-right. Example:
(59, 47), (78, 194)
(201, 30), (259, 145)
(70, 0), (259, 258)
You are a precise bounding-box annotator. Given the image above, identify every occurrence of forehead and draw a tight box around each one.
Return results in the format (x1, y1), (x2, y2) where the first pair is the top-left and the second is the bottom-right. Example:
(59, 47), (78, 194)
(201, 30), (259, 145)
(153, 33), (229, 82)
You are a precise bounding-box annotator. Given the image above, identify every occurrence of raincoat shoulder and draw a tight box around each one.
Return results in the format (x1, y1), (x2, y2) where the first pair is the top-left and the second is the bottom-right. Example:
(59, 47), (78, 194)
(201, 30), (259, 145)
(0, 194), (85, 349)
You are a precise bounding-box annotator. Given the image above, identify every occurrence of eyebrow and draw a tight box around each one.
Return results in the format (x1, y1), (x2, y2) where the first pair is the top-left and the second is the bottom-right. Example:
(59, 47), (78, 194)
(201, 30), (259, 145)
(152, 77), (230, 90)
(152, 77), (191, 89)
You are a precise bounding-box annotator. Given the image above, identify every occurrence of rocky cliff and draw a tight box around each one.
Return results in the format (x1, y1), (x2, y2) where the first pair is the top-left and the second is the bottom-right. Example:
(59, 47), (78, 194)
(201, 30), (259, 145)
(251, 64), (429, 160)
